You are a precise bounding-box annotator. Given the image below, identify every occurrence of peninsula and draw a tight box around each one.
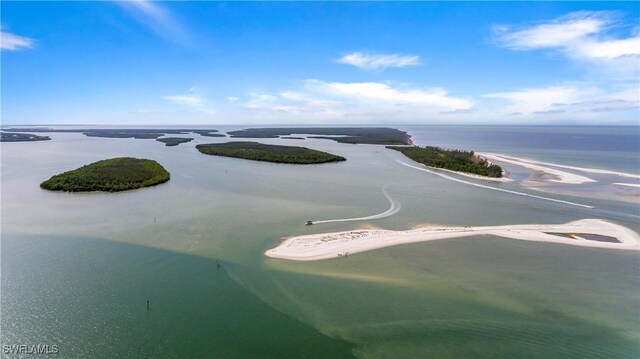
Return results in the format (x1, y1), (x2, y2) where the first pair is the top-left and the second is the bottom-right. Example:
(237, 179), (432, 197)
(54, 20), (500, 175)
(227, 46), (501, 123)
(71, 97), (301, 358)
(388, 146), (503, 178)
(196, 141), (346, 164)
(40, 157), (170, 192)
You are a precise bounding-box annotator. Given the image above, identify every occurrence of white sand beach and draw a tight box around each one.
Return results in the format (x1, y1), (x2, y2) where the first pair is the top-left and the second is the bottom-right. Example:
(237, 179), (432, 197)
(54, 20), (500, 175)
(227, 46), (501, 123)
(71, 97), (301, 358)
(613, 183), (640, 188)
(266, 219), (640, 261)
(397, 161), (595, 209)
(478, 153), (596, 184)
(500, 155), (640, 179)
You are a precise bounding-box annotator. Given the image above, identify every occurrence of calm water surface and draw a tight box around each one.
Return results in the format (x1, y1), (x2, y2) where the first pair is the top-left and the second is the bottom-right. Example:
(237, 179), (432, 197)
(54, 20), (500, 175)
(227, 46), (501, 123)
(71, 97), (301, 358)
(1, 126), (639, 357)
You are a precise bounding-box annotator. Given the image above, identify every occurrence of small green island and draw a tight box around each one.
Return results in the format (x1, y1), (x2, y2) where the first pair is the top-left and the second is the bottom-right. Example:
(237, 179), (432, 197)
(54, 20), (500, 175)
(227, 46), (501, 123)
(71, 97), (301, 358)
(40, 157), (170, 192)
(1, 132), (51, 142)
(193, 130), (226, 137)
(196, 141), (346, 164)
(388, 146), (503, 178)
(156, 137), (194, 146)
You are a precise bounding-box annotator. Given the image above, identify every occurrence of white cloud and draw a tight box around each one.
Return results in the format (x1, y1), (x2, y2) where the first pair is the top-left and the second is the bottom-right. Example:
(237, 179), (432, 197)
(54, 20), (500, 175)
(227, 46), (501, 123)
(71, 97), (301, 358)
(245, 94), (278, 109)
(485, 86), (581, 115)
(130, 109), (162, 115)
(163, 88), (216, 115)
(115, 0), (194, 46)
(494, 12), (609, 50)
(307, 80), (472, 111)
(575, 36), (640, 59)
(493, 11), (640, 80)
(336, 52), (420, 70)
(484, 84), (638, 117)
(1, 30), (34, 51)
(226, 96), (240, 102)
(228, 54), (636, 125)
(163, 93), (205, 106)
(238, 80), (472, 123)
(493, 11), (640, 87)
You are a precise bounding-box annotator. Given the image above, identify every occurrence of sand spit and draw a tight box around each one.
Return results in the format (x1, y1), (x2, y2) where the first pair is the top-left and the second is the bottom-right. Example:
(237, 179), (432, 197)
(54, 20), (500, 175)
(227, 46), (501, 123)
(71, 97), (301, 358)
(613, 183), (640, 188)
(501, 155), (640, 179)
(397, 161), (595, 209)
(478, 153), (596, 184)
(266, 219), (639, 261)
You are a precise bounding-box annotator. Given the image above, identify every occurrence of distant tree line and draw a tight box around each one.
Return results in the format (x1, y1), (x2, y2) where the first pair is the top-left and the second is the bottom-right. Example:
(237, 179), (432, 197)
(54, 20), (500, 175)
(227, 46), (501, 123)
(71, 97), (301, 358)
(227, 128), (412, 145)
(3, 128), (223, 140)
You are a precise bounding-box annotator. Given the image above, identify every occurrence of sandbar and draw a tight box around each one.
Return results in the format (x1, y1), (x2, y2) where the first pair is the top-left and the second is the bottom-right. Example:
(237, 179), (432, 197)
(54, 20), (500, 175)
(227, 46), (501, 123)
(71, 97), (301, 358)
(266, 219), (639, 261)
(613, 183), (640, 188)
(478, 153), (596, 184)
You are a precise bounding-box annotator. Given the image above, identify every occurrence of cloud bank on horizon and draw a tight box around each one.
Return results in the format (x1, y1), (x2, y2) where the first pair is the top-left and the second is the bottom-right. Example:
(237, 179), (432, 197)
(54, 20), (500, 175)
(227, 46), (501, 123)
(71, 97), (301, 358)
(2, 2), (638, 125)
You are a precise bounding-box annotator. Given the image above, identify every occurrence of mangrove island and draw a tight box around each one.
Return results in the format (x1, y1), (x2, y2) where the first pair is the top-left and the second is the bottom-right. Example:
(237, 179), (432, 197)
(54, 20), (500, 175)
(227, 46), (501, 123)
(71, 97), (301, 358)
(388, 146), (503, 178)
(196, 141), (346, 164)
(156, 137), (194, 146)
(40, 157), (170, 192)
(1, 132), (51, 142)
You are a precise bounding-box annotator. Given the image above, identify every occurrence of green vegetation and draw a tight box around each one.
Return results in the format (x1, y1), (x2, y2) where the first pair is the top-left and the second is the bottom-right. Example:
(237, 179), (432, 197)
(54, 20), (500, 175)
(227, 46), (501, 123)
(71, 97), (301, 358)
(193, 130), (226, 137)
(196, 141), (346, 164)
(40, 157), (170, 192)
(156, 137), (194, 146)
(388, 146), (503, 178)
(1, 132), (51, 142)
(227, 127), (411, 145)
(84, 131), (162, 139)
(281, 137), (305, 140)
(2, 128), (222, 139)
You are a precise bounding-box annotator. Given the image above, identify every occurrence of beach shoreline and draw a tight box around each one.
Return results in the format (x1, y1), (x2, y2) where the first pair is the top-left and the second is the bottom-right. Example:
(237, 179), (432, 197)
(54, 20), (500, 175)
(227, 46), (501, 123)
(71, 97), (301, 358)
(266, 219), (640, 261)
(477, 153), (597, 185)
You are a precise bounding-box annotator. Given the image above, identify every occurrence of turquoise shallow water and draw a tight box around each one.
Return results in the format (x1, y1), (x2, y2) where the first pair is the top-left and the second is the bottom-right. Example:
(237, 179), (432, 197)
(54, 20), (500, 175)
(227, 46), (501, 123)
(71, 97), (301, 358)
(1, 126), (639, 357)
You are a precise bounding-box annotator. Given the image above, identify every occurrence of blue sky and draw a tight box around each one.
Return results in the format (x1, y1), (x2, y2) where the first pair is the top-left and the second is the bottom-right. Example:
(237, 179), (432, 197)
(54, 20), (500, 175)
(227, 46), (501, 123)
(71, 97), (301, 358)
(1, 1), (639, 125)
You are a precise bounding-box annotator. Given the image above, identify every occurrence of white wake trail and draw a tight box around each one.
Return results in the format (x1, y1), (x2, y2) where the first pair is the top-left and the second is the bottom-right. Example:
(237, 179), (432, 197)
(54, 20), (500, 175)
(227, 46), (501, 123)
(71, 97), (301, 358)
(397, 161), (595, 209)
(312, 185), (401, 224)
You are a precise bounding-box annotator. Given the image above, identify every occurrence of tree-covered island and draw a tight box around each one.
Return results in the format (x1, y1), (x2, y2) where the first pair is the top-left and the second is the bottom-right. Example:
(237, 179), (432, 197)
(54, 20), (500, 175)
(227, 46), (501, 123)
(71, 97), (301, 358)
(196, 141), (346, 164)
(40, 157), (170, 192)
(156, 137), (194, 146)
(388, 146), (503, 178)
(1, 132), (51, 142)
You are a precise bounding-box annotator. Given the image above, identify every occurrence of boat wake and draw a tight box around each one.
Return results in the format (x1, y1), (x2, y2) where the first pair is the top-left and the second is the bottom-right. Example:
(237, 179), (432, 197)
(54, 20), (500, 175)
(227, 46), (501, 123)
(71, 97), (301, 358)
(311, 185), (401, 224)
(397, 160), (595, 209)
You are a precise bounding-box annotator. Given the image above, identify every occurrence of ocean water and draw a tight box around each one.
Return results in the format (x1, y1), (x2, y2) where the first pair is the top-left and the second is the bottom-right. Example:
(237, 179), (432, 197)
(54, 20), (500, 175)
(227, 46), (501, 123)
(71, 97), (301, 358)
(403, 125), (640, 174)
(1, 126), (639, 358)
